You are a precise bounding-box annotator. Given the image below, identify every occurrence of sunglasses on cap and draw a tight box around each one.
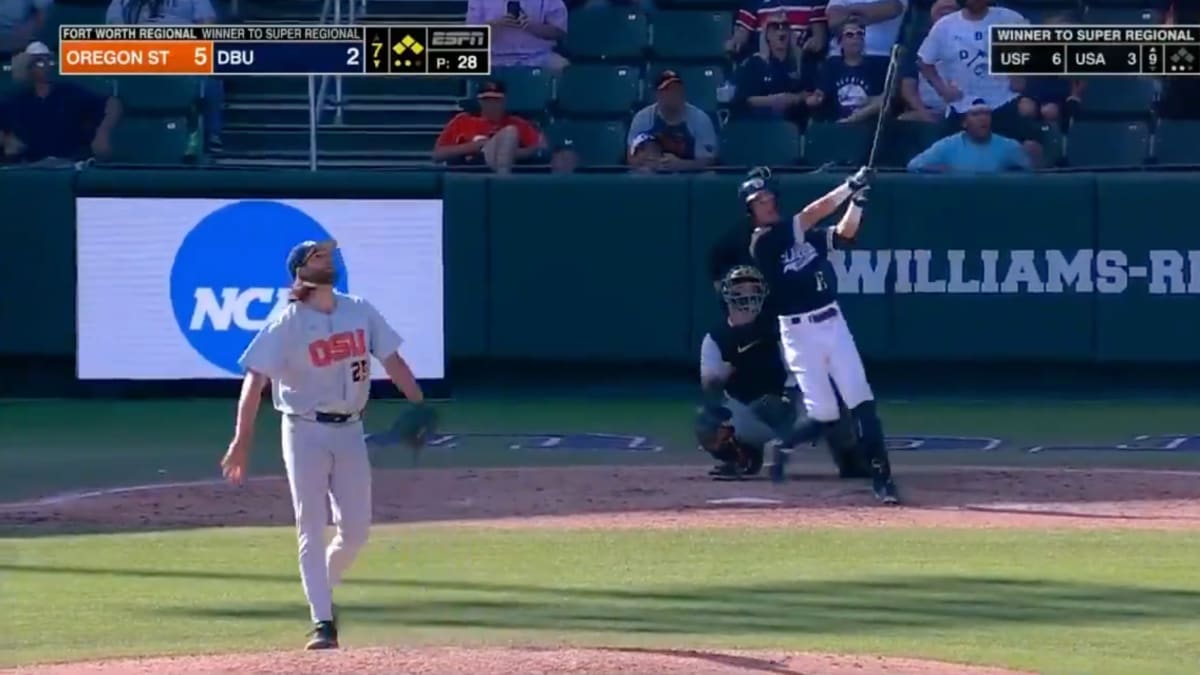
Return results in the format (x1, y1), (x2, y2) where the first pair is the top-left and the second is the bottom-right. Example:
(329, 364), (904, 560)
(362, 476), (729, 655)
(842, 28), (865, 38)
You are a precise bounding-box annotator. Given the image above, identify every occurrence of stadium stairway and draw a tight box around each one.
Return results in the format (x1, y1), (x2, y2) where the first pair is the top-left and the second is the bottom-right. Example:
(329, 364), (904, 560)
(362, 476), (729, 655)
(219, 0), (467, 167)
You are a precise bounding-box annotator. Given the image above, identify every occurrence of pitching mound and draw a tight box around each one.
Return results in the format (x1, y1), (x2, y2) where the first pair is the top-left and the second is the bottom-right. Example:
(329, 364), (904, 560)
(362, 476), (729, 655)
(4, 463), (1200, 533)
(8, 646), (1033, 675)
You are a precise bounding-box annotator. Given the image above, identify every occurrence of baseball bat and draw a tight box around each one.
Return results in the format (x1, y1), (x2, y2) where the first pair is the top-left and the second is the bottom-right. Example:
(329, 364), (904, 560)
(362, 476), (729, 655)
(866, 43), (905, 170)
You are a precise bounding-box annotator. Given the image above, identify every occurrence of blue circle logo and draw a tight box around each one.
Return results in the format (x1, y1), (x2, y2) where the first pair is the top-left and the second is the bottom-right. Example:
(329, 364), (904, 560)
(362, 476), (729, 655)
(170, 200), (349, 375)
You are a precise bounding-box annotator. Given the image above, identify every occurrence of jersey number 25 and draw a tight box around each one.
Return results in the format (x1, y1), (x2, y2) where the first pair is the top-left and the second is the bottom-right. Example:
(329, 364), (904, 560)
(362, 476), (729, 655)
(351, 359), (369, 382)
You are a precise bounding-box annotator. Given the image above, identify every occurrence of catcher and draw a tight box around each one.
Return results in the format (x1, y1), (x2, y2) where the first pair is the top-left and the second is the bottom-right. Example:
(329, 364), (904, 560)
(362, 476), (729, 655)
(697, 265), (867, 480)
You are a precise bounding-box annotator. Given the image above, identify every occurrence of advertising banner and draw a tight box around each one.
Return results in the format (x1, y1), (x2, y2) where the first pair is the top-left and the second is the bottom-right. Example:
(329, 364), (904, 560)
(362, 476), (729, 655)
(76, 198), (445, 380)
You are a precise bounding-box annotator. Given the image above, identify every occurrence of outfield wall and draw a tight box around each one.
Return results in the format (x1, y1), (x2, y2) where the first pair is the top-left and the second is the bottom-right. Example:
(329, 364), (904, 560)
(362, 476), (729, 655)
(1, 169), (1197, 365)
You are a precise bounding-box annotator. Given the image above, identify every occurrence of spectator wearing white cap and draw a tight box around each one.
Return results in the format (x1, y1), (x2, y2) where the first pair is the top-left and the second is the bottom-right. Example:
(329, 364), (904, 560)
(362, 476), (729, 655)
(628, 132), (663, 173)
(0, 0), (51, 57)
(1, 41), (121, 163)
(906, 98), (1030, 173)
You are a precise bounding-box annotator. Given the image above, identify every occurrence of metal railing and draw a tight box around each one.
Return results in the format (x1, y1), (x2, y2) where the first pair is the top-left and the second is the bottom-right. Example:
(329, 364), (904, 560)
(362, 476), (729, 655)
(308, 0), (367, 169)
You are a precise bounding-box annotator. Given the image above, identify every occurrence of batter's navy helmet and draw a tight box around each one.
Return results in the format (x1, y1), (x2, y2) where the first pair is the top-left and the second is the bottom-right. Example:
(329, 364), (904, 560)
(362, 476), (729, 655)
(738, 166), (777, 205)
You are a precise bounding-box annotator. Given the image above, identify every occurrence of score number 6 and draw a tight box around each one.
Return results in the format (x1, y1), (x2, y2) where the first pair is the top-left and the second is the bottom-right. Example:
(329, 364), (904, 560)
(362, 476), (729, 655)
(1051, 50), (1062, 66)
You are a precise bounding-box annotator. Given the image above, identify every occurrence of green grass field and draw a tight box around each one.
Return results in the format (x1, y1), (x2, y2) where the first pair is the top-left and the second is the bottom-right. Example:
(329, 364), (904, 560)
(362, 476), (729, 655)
(3, 395), (1200, 673)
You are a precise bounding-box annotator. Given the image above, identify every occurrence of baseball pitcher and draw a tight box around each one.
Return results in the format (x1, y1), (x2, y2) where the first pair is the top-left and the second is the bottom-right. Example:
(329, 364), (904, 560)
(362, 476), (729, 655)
(219, 239), (436, 650)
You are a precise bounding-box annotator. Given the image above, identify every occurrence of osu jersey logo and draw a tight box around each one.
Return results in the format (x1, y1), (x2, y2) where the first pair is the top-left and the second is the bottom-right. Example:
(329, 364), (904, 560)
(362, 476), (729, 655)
(169, 200), (349, 375)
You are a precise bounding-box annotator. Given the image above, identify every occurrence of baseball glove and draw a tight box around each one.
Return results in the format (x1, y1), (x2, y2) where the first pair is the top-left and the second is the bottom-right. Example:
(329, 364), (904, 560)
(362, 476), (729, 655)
(364, 402), (439, 457)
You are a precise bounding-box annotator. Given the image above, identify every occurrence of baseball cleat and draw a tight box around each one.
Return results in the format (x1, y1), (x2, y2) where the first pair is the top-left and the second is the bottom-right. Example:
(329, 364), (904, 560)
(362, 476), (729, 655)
(767, 440), (790, 483)
(305, 620), (339, 650)
(873, 478), (901, 505)
(708, 463), (738, 477)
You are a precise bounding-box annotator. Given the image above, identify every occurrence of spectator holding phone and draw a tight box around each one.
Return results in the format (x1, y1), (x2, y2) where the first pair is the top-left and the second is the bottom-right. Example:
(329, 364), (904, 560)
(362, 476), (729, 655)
(468, 0), (569, 74)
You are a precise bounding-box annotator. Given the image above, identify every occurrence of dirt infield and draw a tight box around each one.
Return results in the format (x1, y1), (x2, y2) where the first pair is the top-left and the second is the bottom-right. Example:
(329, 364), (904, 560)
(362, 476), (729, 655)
(8, 646), (1036, 675)
(5, 462), (1200, 674)
(5, 462), (1200, 533)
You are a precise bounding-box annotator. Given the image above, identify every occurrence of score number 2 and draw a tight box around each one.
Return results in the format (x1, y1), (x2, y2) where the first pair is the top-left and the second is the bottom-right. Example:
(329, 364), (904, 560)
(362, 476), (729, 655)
(347, 46), (361, 66)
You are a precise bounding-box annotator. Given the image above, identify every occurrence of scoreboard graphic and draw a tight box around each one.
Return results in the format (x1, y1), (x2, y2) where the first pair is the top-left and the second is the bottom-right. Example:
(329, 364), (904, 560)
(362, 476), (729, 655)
(990, 24), (1200, 76)
(57, 24), (490, 76)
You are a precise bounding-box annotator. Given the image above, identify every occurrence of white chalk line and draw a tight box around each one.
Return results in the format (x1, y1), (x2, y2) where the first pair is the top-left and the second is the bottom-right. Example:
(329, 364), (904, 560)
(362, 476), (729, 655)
(1, 464), (1199, 512)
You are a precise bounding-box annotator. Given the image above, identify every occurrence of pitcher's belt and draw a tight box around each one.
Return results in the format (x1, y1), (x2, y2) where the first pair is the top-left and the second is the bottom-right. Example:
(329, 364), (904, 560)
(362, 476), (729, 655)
(292, 411), (362, 424)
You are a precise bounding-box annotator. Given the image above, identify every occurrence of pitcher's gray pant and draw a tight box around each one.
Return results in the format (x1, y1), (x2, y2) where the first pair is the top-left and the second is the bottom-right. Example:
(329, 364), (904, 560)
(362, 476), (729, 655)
(282, 415), (373, 623)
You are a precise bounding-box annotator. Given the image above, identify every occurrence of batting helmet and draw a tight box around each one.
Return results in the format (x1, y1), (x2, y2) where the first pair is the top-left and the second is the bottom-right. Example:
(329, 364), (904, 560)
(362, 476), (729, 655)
(738, 166), (777, 206)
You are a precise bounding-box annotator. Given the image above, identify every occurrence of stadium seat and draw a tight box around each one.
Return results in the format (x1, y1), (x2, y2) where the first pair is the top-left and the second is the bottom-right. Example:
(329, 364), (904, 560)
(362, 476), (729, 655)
(1076, 76), (1156, 119)
(880, 119), (945, 169)
(1065, 121), (1149, 168)
(1153, 120), (1200, 165)
(43, 3), (107, 48)
(0, 60), (18, 98)
(802, 121), (873, 167)
(719, 120), (801, 166)
(556, 65), (642, 117)
(563, 5), (649, 61)
(645, 63), (724, 113)
(546, 119), (628, 166)
(60, 76), (115, 98)
(467, 67), (554, 115)
(1083, 6), (1163, 24)
(1038, 123), (1064, 167)
(650, 11), (731, 60)
(110, 116), (192, 164)
(113, 76), (198, 114)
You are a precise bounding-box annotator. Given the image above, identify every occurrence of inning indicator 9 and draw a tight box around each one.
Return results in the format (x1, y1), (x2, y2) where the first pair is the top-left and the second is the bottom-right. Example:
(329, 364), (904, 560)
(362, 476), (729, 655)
(57, 24), (491, 76)
(989, 24), (1200, 76)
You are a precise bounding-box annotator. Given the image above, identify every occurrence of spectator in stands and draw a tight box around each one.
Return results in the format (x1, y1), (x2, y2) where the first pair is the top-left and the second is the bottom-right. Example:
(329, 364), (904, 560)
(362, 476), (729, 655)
(105, 0), (223, 150)
(468, 0), (568, 74)
(627, 70), (718, 172)
(0, 41), (120, 163)
(825, 0), (904, 62)
(0, 0), (51, 57)
(433, 79), (544, 174)
(627, 133), (662, 173)
(1015, 13), (1082, 132)
(726, 0), (826, 63)
(897, 0), (956, 122)
(906, 99), (1029, 173)
(733, 12), (815, 125)
(549, 138), (578, 173)
(808, 18), (886, 123)
(916, 0), (1038, 146)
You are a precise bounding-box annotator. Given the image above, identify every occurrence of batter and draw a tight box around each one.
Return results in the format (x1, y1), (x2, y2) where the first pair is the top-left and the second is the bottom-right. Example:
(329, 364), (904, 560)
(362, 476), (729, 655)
(220, 239), (428, 649)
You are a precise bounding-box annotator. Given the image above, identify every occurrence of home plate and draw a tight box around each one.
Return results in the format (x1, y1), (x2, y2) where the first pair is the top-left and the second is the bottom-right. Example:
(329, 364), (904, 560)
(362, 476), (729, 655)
(706, 497), (784, 506)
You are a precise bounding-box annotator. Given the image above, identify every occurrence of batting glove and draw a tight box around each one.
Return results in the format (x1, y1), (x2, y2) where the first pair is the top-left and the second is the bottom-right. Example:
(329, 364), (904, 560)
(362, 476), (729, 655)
(846, 166), (872, 191)
(851, 185), (870, 207)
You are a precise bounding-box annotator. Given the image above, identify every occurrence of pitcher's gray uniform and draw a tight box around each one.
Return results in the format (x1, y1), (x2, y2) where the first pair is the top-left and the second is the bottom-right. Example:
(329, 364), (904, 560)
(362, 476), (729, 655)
(239, 291), (402, 627)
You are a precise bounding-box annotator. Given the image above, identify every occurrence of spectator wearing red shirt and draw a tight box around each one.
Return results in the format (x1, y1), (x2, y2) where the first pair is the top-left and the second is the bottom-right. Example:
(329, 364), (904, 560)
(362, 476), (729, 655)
(726, 0), (827, 61)
(432, 80), (544, 173)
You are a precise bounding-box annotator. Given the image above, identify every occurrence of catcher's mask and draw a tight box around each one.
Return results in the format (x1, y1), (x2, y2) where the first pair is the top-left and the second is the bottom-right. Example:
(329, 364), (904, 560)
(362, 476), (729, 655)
(721, 265), (768, 317)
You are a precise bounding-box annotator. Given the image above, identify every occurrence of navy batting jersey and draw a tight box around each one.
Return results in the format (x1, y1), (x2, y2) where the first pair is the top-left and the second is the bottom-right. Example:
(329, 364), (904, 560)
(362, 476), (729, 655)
(751, 223), (847, 315)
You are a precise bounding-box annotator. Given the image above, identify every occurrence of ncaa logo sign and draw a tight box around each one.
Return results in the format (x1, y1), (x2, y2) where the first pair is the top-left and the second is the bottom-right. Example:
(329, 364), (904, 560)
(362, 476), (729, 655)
(170, 201), (349, 374)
